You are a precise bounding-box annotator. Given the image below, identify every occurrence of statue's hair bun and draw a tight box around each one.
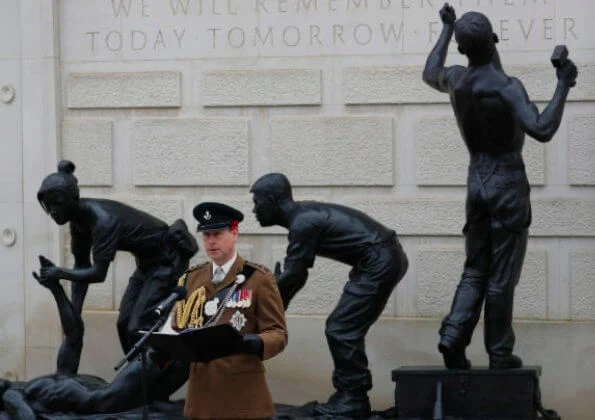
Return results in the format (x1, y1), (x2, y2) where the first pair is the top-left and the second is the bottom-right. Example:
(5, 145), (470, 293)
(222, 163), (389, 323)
(57, 160), (76, 175)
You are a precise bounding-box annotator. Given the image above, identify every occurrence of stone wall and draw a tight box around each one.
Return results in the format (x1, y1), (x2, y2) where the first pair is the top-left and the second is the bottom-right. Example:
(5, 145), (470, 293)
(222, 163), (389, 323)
(57, 0), (595, 321)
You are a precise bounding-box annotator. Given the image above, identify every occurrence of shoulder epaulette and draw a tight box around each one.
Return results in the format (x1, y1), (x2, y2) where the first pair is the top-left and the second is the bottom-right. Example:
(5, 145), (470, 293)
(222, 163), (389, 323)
(177, 262), (209, 287)
(244, 260), (271, 273)
(186, 261), (209, 273)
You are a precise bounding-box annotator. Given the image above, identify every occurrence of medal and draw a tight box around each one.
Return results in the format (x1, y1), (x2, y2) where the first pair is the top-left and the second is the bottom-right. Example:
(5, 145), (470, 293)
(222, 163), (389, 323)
(226, 289), (252, 308)
(230, 310), (247, 332)
(204, 297), (219, 316)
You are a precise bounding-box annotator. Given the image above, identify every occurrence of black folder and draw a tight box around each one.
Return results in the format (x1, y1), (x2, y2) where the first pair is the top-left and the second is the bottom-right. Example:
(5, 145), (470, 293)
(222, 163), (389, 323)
(143, 324), (243, 363)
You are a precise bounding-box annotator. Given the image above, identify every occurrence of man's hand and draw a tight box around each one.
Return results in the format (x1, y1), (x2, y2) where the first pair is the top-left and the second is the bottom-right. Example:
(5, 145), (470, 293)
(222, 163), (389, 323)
(241, 334), (264, 358)
(556, 59), (578, 88)
(440, 3), (456, 25)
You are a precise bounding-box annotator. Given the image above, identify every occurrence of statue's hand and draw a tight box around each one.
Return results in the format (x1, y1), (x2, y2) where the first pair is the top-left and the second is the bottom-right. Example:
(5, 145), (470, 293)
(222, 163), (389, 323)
(39, 379), (86, 409)
(39, 254), (56, 267)
(37, 255), (62, 285)
(40, 265), (62, 281)
(440, 3), (456, 25)
(556, 59), (578, 88)
(274, 261), (282, 278)
(33, 255), (60, 288)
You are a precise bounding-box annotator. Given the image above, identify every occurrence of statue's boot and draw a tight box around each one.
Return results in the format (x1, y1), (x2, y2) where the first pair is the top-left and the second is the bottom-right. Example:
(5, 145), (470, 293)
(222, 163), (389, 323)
(489, 353), (523, 369)
(0, 380), (10, 394)
(312, 390), (371, 419)
(0, 379), (11, 412)
(2, 389), (36, 420)
(438, 342), (471, 370)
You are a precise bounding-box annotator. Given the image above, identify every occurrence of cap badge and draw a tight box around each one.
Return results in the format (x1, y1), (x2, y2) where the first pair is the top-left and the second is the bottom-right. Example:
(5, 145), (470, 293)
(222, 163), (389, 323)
(204, 210), (212, 220)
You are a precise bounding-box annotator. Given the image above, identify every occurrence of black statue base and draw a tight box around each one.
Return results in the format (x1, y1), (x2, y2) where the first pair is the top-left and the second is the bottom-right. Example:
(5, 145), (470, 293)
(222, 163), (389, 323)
(273, 402), (397, 419)
(35, 400), (184, 420)
(391, 366), (554, 419)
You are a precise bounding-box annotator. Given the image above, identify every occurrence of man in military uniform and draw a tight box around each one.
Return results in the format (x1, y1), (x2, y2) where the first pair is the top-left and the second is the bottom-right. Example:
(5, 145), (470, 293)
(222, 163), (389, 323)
(250, 173), (409, 419)
(423, 4), (577, 369)
(172, 202), (287, 420)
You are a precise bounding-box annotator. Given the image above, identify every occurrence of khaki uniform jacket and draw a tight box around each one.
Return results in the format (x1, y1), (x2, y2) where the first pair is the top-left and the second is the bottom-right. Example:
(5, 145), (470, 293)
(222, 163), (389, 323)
(173, 256), (287, 419)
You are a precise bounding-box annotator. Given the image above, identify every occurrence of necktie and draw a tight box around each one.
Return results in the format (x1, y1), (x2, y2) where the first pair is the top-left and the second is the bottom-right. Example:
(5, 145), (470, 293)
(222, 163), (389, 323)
(213, 266), (225, 285)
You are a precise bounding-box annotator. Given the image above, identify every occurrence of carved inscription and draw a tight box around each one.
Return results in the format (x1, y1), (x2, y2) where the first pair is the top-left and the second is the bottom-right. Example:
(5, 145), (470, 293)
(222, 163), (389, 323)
(61, 0), (585, 58)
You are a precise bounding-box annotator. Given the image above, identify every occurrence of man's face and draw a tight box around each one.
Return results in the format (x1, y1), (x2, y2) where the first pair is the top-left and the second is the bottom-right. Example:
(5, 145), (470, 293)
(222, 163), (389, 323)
(252, 193), (276, 227)
(40, 190), (75, 225)
(202, 228), (238, 266)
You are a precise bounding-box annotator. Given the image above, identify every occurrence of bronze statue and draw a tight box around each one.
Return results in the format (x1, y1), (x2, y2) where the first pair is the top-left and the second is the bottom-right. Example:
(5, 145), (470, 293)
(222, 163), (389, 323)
(423, 3), (577, 369)
(0, 355), (188, 419)
(36, 160), (198, 374)
(0, 261), (189, 418)
(0, 257), (190, 420)
(250, 173), (408, 419)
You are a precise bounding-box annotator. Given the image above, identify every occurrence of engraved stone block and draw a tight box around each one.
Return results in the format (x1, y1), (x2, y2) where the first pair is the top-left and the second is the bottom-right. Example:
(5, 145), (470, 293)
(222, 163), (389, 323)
(202, 69), (321, 106)
(67, 72), (181, 108)
(568, 115), (595, 185)
(62, 120), (113, 186)
(570, 249), (595, 320)
(133, 119), (250, 186)
(271, 116), (394, 186)
(344, 67), (447, 104)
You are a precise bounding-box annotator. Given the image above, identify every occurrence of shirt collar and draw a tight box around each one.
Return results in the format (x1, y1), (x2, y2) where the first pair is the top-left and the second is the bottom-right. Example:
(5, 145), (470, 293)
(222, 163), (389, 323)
(212, 252), (238, 277)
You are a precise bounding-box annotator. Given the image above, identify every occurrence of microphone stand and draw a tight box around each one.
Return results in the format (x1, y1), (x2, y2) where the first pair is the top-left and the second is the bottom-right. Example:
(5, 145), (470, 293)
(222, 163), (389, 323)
(114, 312), (169, 420)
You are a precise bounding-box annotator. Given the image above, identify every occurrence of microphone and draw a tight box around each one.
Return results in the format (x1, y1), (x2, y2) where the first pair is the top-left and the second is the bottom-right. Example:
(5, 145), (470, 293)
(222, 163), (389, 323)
(154, 286), (187, 316)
